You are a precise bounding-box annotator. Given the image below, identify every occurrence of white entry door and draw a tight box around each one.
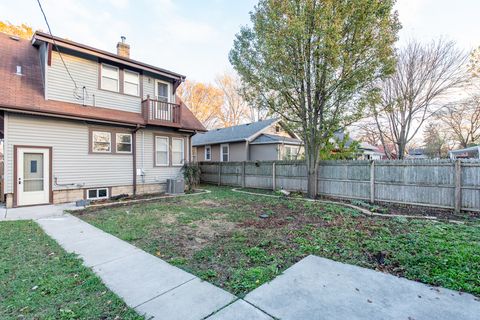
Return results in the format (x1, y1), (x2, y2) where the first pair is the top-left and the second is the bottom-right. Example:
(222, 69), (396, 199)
(16, 147), (50, 206)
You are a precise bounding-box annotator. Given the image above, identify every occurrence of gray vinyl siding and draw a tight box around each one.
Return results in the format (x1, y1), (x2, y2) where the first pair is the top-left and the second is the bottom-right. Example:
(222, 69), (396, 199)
(5, 113), (133, 193)
(5, 114), (191, 194)
(39, 43), (47, 93)
(135, 129), (189, 185)
(227, 142), (247, 161)
(47, 51), (141, 113)
(250, 144), (279, 161)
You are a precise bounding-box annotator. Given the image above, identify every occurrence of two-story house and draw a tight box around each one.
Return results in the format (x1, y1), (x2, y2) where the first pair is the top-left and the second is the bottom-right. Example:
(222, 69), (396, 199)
(0, 31), (205, 208)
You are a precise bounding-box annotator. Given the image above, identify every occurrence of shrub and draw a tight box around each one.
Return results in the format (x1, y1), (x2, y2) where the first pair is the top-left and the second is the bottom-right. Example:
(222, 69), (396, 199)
(182, 163), (201, 191)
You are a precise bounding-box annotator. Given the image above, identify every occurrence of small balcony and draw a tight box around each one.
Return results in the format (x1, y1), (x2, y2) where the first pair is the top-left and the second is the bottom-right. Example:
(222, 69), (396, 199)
(142, 97), (182, 127)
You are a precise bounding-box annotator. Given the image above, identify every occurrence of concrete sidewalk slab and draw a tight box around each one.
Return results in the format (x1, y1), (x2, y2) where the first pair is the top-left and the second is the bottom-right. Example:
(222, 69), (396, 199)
(245, 255), (480, 320)
(38, 216), (141, 267)
(206, 300), (273, 320)
(93, 251), (196, 307)
(136, 278), (236, 320)
(0, 202), (80, 221)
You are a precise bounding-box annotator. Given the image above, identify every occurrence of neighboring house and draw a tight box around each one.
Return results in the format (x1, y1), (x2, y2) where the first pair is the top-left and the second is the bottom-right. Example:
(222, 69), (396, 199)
(192, 119), (303, 162)
(357, 142), (385, 160)
(406, 148), (429, 159)
(449, 145), (480, 159)
(0, 32), (205, 208)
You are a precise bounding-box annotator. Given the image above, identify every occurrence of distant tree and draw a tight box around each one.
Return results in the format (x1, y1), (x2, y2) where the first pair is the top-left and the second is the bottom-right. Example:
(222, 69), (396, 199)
(177, 80), (224, 129)
(423, 122), (449, 158)
(436, 96), (480, 148)
(0, 21), (33, 39)
(372, 39), (468, 159)
(215, 72), (252, 127)
(230, 0), (399, 198)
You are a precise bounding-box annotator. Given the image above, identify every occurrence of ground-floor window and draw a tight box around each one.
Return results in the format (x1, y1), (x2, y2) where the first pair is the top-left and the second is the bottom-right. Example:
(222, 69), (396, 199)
(221, 144), (229, 162)
(87, 188), (109, 200)
(205, 145), (212, 161)
(172, 138), (184, 166)
(155, 136), (169, 166)
(284, 145), (299, 160)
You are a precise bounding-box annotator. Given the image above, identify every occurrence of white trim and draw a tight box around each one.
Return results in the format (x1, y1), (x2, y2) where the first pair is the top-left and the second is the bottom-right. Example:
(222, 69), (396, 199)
(220, 143), (229, 162)
(155, 136), (170, 166)
(204, 145), (212, 161)
(115, 133), (133, 154)
(154, 79), (172, 102)
(87, 187), (109, 200)
(92, 131), (112, 153)
(100, 63), (120, 92)
(172, 137), (185, 166)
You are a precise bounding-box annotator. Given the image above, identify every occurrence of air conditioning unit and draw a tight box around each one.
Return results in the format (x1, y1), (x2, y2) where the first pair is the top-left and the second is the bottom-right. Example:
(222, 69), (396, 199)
(166, 179), (185, 194)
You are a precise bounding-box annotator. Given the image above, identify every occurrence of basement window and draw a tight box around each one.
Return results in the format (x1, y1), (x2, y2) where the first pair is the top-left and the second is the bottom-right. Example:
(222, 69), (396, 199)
(87, 188), (109, 200)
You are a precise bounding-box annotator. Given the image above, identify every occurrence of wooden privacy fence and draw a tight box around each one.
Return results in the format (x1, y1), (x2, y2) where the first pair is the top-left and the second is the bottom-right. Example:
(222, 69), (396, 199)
(199, 160), (480, 212)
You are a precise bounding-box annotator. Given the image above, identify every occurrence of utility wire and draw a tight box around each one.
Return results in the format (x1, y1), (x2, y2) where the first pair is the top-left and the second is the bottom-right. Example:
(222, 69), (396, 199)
(36, 0), (80, 95)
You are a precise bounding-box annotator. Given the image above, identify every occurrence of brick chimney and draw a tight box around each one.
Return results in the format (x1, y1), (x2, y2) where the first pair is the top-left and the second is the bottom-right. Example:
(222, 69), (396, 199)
(116, 36), (130, 58)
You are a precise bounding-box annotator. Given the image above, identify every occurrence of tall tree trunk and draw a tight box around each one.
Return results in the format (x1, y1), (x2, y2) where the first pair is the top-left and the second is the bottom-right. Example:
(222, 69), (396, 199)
(307, 164), (318, 198)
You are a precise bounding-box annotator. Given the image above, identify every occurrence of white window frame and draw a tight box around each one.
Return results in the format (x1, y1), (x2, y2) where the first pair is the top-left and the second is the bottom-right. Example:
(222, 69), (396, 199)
(100, 63), (120, 92)
(116, 133), (133, 154)
(155, 79), (172, 102)
(92, 131), (112, 153)
(87, 188), (109, 200)
(172, 138), (184, 166)
(123, 70), (140, 96)
(155, 136), (170, 166)
(204, 145), (211, 161)
(220, 144), (229, 162)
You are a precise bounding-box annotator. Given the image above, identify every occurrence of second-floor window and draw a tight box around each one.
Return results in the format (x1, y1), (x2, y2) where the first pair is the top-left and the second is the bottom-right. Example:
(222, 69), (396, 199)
(124, 70), (139, 96)
(101, 64), (119, 92)
(156, 81), (170, 102)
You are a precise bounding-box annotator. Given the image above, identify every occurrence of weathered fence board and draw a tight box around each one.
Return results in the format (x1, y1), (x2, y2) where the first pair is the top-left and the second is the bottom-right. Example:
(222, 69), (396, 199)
(199, 159), (480, 212)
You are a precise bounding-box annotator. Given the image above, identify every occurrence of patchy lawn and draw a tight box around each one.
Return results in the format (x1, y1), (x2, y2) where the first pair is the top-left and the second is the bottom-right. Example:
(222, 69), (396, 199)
(76, 186), (480, 297)
(0, 221), (142, 320)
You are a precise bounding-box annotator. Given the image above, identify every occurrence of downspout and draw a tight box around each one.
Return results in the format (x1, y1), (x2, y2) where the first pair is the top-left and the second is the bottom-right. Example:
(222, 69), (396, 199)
(132, 125), (141, 195)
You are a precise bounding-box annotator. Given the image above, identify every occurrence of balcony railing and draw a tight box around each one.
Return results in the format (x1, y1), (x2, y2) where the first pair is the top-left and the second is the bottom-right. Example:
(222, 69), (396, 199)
(142, 96), (181, 127)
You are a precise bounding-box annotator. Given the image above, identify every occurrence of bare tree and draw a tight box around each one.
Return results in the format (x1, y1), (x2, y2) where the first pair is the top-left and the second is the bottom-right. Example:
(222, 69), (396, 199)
(215, 72), (251, 127)
(436, 95), (480, 148)
(372, 39), (468, 159)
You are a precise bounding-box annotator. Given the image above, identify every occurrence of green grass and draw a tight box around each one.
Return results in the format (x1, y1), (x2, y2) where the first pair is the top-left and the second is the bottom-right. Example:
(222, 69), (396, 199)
(76, 185), (480, 297)
(0, 221), (143, 320)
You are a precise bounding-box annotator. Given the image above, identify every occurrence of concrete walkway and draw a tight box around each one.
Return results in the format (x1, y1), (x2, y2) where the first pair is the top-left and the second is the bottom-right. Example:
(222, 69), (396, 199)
(36, 214), (252, 320)
(244, 255), (480, 320)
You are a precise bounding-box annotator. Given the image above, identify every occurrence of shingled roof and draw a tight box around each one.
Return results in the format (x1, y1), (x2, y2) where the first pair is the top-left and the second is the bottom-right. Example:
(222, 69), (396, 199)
(192, 118), (302, 146)
(0, 32), (205, 131)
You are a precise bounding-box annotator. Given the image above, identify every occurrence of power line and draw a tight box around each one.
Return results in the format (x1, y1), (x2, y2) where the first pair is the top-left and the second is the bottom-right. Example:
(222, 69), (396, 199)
(36, 0), (80, 94)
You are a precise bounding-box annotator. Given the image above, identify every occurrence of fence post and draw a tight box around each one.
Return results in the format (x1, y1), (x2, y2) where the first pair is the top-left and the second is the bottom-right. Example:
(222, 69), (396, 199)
(242, 161), (246, 188)
(455, 160), (462, 213)
(272, 162), (276, 191)
(370, 160), (375, 203)
(218, 162), (222, 186)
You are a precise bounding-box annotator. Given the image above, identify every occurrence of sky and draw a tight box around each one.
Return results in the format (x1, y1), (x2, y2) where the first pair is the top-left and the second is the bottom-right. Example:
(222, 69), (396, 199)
(1, 0), (480, 83)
